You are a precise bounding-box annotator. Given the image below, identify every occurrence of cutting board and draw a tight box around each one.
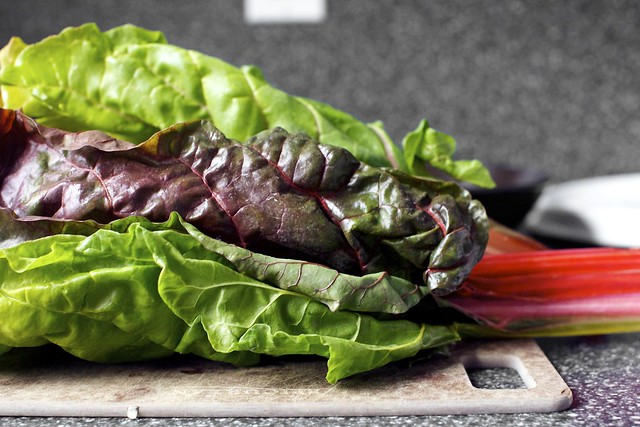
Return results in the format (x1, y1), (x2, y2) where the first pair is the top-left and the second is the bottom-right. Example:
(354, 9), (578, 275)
(0, 339), (572, 418)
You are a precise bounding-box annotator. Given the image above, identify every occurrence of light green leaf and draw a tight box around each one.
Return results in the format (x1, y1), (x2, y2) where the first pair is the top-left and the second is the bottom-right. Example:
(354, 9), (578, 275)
(178, 219), (428, 314)
(0, 215), (460, 382)
(0, 23), (407, 171)
(152, 225), (459, 382)
(402, 120), (495, 188)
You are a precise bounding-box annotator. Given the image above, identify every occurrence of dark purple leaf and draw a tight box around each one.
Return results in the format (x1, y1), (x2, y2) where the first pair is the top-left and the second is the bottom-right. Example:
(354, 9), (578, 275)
(0, 108), (488, 295)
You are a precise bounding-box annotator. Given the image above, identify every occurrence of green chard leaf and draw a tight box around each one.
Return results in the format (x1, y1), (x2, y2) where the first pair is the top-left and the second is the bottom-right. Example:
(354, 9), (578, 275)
(0, 23), (491, 185)
(402, 120), (495, 188)
(0, 214), (460, 383)
(0, 23), (399, 170)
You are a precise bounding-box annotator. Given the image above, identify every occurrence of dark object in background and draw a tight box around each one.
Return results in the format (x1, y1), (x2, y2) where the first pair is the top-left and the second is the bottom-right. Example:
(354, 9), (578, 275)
(464, 164), (548, 228)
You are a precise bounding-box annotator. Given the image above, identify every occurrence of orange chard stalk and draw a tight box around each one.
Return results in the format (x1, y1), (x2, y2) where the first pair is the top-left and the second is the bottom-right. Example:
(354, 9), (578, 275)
(485, 220), (548, 254)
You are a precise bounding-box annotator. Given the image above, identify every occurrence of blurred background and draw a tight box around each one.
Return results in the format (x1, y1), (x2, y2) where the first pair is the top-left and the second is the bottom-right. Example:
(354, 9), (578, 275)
(1, 0), (639, 184)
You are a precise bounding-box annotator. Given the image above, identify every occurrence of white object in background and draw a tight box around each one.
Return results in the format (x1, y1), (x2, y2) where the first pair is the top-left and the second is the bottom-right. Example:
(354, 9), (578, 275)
(523, 173), (640, 247)
(244, 0), (327, 24)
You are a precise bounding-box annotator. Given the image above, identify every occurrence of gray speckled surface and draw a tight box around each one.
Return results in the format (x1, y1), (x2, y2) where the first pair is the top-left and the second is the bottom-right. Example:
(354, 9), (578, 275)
(1, 0), (640, 183)
(1, 1), (639, 426)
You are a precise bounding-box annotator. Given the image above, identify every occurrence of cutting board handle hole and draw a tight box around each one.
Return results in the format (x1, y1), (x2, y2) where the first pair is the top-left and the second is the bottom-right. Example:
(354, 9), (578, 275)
(461, 354), (535, 390)
(465, 366), (527, 389)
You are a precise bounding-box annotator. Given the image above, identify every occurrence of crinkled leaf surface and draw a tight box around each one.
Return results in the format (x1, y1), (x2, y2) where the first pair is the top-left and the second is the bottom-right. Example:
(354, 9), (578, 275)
(0, 23), (495, 187)
(0, 109), (488, 299)
(402, 120), (495, 188)
(0, 206), (420, 315)
(0, 206), (104, 249)
(0, 23), (403, 170)
(0, 215), (460, 383)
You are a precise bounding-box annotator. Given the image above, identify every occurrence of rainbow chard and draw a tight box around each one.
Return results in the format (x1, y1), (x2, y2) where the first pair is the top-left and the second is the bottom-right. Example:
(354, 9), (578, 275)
(1, 23), (638, 384)
(0, 108), (487, 382)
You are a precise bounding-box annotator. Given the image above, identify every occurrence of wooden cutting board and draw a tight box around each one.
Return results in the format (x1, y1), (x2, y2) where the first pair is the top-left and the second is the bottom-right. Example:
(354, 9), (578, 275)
(0, 339), (572, 418)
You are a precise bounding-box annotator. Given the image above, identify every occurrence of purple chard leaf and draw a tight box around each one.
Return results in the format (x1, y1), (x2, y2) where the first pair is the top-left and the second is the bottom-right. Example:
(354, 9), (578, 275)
(0, 108), (489, 306)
